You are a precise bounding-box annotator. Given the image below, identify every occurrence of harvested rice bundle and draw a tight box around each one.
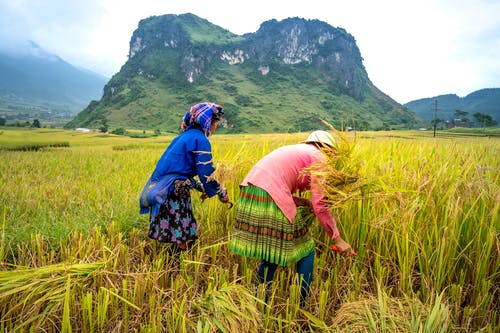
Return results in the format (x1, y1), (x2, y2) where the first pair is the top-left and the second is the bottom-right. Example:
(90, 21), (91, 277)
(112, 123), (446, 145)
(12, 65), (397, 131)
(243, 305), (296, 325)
(192, 283), (263, 332)
(0, 262), (105, 330)
(332, 288), (451, 332)
(307, 125), (364, 208)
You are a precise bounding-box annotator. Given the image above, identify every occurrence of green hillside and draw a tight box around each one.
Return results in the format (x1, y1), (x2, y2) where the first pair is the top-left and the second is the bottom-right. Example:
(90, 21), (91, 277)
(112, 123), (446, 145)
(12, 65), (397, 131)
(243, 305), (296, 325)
(65, 14), (425, 133)
(404, 88), (500, 125)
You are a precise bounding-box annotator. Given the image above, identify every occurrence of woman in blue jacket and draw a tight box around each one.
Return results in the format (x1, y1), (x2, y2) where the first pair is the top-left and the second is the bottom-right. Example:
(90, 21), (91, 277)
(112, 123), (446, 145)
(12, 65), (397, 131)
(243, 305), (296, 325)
(140, 102), (229, 251)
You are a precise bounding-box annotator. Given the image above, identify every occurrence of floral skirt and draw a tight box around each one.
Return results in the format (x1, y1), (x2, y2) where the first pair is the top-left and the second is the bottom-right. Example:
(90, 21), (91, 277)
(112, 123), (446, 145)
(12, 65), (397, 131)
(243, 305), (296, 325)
(229, 185), (315, 266)
(148, 183), (197, 244)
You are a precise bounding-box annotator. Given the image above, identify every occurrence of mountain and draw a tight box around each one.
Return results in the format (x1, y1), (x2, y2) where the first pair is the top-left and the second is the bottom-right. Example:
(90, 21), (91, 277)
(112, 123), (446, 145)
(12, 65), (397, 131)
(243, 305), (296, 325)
(0, 41), (107, 124)
(65, 13), (425, 133)
(404, 88), (500, 124)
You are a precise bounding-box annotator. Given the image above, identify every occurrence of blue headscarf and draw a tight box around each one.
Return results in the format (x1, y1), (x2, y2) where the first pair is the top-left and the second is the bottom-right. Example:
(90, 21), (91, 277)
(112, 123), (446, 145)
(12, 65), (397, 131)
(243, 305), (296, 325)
(181, 102), (224, 136)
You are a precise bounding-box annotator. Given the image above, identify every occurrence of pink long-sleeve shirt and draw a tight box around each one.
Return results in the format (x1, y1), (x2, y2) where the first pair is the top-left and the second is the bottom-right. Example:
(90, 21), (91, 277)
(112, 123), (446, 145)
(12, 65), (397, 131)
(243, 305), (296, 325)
(241, 143), (340, 240)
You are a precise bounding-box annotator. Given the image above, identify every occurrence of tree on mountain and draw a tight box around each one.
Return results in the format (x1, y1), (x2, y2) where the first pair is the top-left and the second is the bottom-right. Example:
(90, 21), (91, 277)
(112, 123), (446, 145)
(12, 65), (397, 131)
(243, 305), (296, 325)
(449, 109), (470, 127)
(473, 112), (496, 127)
(0, 117), (5, 126)
(32, 119), (41, 128)
(431, 117), (444, 129)
(99, 119), (109, 133)
(454, 109), (469, 122)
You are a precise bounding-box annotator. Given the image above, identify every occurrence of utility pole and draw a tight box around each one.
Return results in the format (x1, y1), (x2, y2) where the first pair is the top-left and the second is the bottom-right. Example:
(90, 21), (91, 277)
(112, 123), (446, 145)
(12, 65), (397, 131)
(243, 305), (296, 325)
(433, 99), (437, 137)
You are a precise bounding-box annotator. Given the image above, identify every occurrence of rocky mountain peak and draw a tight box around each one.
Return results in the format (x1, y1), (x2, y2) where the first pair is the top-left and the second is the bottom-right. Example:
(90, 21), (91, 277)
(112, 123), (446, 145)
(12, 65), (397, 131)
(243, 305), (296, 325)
(125, 14), (367, 97)
(66, 13), (424, 132)
(252, 17), (341, 64)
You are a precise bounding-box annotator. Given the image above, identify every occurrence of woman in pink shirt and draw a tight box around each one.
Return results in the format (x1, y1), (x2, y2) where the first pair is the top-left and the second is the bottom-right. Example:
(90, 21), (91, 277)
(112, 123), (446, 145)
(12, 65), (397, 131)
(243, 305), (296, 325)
(229, 130), (356, 305)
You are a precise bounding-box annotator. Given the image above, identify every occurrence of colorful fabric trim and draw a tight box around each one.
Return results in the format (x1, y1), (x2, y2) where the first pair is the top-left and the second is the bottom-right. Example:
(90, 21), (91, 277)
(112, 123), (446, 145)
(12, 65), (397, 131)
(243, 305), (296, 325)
(229, 185), (315, 266)
(181, 102), (224, 136)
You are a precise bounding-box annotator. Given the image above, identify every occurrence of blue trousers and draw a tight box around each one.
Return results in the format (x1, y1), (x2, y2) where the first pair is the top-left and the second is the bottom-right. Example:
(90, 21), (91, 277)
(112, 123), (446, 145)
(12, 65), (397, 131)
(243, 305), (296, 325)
(257, 249), (315, 304)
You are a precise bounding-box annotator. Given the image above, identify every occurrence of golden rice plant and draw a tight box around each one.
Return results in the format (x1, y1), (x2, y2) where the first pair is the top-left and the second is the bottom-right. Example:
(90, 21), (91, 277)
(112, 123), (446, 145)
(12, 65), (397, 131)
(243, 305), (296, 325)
(191, 282), (263, 332)
(330, 286), (451, 333)
(307, 123), (379, 209)
(299, 286), (451, 333)
(0, 128), (498, 332)
(0, 261), (105, 330)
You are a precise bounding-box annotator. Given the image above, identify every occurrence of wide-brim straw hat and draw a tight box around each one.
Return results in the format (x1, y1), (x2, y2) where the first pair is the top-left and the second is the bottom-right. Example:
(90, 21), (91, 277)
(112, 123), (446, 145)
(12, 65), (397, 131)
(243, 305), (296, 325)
(301, 130), (335, 147)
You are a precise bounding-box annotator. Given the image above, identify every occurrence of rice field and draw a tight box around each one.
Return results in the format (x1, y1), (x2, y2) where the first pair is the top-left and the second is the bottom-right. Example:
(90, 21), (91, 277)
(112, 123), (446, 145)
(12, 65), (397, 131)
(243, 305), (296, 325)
(0, 128), (498, 332)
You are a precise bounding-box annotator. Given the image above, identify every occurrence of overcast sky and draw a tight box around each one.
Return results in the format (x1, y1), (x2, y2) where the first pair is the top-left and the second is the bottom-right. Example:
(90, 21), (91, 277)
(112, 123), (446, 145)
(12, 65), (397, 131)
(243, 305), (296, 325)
(0, 0), (499, 104)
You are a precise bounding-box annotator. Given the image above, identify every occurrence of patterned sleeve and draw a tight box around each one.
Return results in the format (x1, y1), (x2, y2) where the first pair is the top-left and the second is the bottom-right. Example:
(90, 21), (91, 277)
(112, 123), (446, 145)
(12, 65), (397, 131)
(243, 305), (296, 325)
(193, 137), (221, 197)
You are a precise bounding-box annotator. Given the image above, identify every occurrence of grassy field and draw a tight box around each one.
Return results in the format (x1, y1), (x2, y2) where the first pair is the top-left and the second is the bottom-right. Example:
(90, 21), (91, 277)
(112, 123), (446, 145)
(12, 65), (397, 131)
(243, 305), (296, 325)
(0, 128), (498, 332)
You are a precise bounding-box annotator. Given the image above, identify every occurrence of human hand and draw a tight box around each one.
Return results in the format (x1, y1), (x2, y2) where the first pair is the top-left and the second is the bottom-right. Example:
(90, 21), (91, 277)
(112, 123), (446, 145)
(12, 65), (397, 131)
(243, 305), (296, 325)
(218, 187), (229, 203)
(193, 179), (205, 192)
(331, 237), (357, 257)
(292, 196), (312, 208)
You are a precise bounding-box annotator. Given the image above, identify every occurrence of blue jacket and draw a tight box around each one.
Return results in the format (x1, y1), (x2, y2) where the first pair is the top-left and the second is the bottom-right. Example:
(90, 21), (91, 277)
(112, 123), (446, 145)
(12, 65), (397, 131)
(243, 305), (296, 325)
(139, 128), (221, 216)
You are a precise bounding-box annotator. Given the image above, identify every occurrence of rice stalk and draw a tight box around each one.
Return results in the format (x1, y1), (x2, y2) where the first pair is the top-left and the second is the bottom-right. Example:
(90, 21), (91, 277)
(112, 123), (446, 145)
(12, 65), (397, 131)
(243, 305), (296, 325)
(81, 291), (94, 333)
(61, 276), (72, 333)
(97, 285), (110, 331)
(0, 209), (5, 266)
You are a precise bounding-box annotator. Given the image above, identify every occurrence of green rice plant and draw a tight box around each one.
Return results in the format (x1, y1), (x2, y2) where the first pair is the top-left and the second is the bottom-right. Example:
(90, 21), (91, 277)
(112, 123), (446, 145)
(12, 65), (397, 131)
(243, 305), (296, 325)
(0, 141), (70, 151)
(96, 286), (110, 331)
(166, 291), (189, 332)
(61, 276), (72, 333)
(0, 209), (5, 267)
(81, 291), (94, 333)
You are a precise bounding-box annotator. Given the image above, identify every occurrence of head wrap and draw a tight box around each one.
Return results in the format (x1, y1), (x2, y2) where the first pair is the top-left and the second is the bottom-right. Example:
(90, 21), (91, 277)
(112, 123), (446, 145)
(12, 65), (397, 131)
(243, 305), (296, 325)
(181, 102), (224, 136)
